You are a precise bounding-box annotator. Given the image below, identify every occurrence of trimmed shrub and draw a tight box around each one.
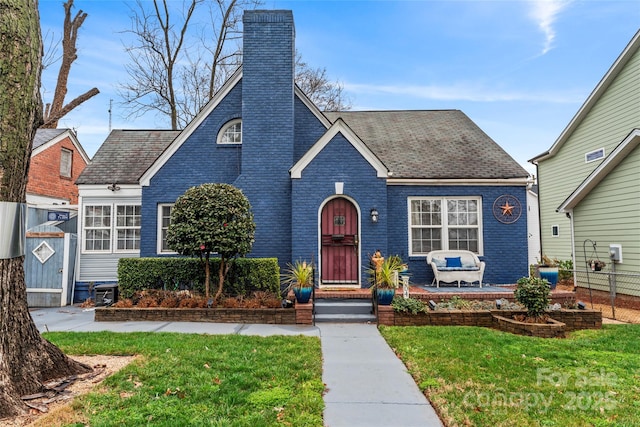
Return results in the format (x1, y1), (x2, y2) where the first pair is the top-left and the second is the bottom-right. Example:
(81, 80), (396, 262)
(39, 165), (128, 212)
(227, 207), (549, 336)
(514, 276), (551, 319)
(118, 257), (279, 299)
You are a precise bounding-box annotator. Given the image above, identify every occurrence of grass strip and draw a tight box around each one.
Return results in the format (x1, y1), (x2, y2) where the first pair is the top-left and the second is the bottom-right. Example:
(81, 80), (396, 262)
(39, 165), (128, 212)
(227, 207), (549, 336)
(380, 324), (640, 427)
(45, 332), (324, 426)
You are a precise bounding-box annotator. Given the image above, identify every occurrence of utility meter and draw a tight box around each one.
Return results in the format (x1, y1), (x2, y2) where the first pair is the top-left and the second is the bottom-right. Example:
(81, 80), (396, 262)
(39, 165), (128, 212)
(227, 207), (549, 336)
(609, 244), (622, 263)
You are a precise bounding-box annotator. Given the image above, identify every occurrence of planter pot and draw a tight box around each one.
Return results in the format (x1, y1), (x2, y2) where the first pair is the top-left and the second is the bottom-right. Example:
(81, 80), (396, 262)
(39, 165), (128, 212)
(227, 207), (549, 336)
(293, 286), (313, 304)
(538, 267), (558, 289)
(376, 288), (395, 305)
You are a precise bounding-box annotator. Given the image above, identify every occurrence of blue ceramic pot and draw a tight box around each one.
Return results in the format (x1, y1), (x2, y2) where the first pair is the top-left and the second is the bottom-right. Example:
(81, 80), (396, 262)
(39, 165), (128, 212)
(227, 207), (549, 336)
(293, 286), (313, 303)
(376, 288), (395, 305)
(539, 267), (558, 290)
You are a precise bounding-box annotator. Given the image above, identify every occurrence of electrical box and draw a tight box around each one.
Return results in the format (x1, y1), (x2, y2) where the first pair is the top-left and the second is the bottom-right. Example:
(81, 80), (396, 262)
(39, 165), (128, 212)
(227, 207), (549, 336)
(94, 284), (118, 306)
(609, 244), (622, 263)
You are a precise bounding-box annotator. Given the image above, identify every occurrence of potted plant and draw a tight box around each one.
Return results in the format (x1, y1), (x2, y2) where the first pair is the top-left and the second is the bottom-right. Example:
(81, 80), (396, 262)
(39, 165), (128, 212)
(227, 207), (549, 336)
(536, 255), (559, 290)
(514, 276), (551, 323)
(367, 252), (402, 305)
(587, 259), (606, 271)
(282, 260), (314, 304)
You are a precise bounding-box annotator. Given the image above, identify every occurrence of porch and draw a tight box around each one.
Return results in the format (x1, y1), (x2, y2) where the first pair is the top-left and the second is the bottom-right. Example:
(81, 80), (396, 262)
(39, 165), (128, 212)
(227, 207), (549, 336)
(314, 284), (576, 305)
(310, 284), (578, 324)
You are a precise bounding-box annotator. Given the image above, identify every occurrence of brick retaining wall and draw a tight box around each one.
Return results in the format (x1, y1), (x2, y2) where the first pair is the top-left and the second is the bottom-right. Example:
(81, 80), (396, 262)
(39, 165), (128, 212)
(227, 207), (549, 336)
(378, 306), (601, 333)
(95, 307), (297, 324)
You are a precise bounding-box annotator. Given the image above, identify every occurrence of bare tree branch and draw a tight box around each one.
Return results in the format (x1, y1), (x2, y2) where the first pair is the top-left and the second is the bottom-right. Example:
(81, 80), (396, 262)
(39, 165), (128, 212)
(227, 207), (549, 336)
(42, 88), (100, 128)
(295, 52), (352, 111)
(119, 0), (350, 128)
(40, 0), (99, 129)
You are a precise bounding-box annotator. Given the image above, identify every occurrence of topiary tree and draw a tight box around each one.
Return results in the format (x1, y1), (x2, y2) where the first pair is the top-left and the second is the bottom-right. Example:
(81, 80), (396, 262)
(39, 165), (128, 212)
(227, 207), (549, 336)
(166, 183), (255, 304)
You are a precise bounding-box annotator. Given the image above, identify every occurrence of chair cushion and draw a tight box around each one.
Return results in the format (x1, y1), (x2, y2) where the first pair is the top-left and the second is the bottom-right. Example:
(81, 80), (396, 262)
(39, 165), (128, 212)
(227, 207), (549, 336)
(445, 257), (462, 268)
(461, 259), (477, 269)
(432, 258), (446, 268)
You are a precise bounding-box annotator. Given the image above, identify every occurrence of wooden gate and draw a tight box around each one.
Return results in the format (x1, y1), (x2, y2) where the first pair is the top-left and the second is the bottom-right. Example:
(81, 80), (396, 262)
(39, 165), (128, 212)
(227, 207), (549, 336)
(321, 198), (359, 286)
(25, 223), (77, 307)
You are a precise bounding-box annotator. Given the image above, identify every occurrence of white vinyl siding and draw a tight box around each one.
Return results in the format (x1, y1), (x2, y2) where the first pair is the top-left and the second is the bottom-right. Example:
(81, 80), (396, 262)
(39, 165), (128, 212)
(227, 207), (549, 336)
(409, 197), (482, 256)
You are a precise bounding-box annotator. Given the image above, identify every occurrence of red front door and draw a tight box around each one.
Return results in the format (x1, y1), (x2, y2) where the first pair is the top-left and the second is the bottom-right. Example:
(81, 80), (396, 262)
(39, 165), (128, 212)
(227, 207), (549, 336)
(321, 198), (359, 285)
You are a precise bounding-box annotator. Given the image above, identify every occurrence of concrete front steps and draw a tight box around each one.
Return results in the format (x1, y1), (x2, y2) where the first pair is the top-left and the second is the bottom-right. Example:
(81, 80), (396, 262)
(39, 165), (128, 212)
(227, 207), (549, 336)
(314, 298), (376, 323)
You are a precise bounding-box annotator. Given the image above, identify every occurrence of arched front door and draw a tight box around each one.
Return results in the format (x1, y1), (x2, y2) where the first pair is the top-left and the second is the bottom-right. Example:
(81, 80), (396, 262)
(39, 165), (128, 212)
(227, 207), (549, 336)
(321, 197), (359, 286)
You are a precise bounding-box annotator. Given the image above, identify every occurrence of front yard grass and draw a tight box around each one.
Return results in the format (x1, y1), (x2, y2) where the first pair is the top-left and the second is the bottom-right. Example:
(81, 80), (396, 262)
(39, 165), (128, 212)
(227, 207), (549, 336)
(380, 324), (640, 427)
(45, 332), (324, 426)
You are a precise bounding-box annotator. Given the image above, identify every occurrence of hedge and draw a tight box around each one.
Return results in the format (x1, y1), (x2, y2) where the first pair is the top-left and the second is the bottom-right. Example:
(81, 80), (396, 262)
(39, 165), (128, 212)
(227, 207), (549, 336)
(117, 257), (280, 299)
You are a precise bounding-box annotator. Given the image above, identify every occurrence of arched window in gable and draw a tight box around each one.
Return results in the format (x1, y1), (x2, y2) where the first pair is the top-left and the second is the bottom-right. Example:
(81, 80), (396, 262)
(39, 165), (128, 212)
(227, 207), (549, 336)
(217, 119), (242, 144)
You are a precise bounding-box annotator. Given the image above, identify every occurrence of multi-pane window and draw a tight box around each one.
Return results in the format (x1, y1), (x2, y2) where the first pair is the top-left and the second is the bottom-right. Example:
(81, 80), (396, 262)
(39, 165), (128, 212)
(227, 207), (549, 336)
(83, 204), (140, 252)
(158, 204), (174, 253)
(116, 205), (141, 250)
(218, 120), (242, 144)
(60, 148), (72, 178)
(409, 197), (482, 256)
(84, 205), (111, 251)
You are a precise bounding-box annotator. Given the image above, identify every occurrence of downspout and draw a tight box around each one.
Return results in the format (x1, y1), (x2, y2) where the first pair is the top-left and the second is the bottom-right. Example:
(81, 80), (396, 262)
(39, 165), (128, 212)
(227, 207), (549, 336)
(565, 210), (576, 286)
(534, 162), (544, 259)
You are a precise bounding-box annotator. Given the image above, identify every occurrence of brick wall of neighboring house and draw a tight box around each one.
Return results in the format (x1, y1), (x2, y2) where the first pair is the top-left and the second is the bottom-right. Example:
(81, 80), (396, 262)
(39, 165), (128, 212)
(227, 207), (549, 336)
(27, 136), (86, 204)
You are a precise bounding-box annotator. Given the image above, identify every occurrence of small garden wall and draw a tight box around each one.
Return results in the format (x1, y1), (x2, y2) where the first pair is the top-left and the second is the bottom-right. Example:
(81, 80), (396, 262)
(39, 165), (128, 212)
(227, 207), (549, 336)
(378, 306), (602, 333)
(95, 307), (297, 324)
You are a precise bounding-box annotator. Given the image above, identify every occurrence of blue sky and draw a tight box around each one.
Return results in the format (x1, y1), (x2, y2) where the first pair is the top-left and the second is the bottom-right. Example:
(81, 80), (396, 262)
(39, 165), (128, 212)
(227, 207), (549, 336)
(38, 0), (639, 174)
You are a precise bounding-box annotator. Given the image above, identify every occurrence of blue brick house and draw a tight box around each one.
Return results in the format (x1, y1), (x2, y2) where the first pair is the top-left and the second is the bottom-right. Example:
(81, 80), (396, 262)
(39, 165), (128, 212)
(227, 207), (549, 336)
(74, 10), (530, 301)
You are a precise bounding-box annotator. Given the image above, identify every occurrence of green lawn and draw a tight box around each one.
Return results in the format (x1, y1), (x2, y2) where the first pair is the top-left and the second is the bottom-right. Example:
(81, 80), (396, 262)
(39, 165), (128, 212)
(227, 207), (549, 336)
(380, 324), (640, 427)
(45, 332), (324, 426)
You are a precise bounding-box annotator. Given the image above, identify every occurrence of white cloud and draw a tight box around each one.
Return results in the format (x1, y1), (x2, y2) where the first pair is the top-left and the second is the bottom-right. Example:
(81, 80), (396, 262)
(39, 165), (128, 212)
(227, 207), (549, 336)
(344, 82), (581, 104)
(528, 0), (572, 55)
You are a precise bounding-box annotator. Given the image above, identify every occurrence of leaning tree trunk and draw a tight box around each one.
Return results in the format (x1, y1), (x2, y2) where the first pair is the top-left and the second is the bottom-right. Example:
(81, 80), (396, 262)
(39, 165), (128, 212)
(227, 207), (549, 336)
(0, 0), (90, 419)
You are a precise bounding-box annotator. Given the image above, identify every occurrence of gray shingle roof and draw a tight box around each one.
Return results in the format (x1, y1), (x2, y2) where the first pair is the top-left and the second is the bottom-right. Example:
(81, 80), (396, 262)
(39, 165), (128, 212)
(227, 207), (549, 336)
(325, 110), (528, 180)
(76, 130), (180, 185)
(79, 110), (528, 185)
(33, 129), (67, 149)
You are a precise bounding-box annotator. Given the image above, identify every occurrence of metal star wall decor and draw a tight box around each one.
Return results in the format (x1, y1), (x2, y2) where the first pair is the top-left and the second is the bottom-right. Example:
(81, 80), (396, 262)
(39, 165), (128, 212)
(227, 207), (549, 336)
(492, 195), (522, 224)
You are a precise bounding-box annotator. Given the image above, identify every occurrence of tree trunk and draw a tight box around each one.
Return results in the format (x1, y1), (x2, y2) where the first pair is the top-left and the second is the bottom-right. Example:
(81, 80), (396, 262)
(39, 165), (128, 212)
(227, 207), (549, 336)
(204, 252), (211, 299)
(0, 0), (91, 419)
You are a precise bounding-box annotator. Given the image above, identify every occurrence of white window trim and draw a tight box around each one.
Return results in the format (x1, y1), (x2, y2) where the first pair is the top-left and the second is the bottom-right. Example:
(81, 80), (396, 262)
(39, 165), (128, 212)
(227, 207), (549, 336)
(407, 196), (484, 257)
(585, 147), (605, 163)
(157, 203), (177, 254)
(115, 204), (141, 252)
(216, 119), (242, 145)
(82, 203), (141, 254)
(82, 204), (112, 253)
(551, 225), (560, 237)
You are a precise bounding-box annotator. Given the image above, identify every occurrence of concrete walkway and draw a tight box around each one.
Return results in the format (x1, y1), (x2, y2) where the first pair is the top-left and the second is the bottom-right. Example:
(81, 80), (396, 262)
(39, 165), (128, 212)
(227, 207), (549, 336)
(30, 306), (442, 427)
(320, 323), (442, 427)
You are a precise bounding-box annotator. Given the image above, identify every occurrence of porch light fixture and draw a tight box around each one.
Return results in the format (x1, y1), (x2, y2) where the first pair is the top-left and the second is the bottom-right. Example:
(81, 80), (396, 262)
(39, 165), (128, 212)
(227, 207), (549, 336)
(107, 183), (120, 192)
(370, 208), (379, 223)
